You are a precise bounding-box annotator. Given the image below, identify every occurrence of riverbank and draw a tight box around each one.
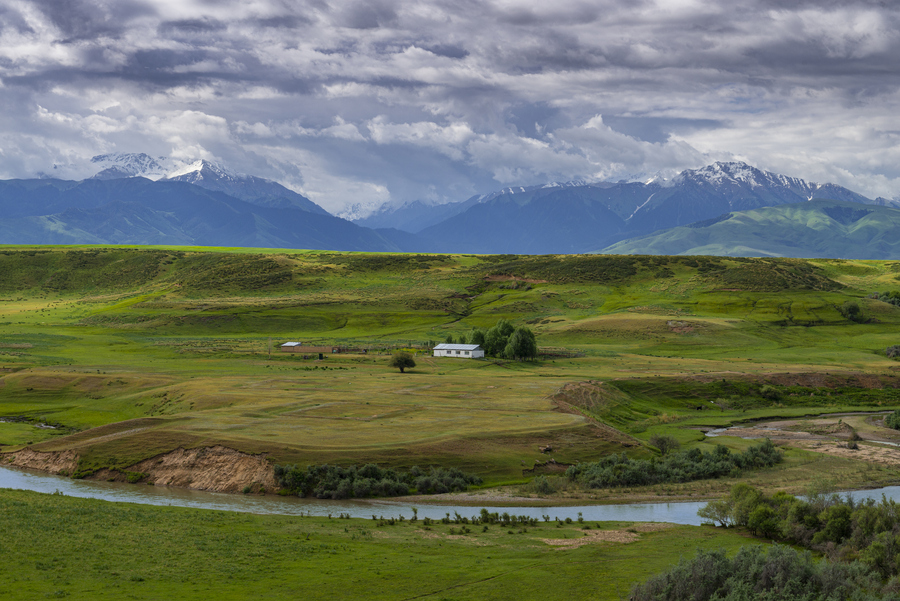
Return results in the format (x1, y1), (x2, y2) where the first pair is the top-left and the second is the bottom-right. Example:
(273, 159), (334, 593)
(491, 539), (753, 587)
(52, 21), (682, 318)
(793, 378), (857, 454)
(0, 486), (756, 601)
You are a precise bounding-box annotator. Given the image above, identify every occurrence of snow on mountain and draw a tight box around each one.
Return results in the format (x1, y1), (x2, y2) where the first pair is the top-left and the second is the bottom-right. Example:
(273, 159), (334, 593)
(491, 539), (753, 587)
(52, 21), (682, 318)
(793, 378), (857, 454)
(672, 161), (814, 193)
(164, 159), (238, 182)
(89, 153), (177, 180)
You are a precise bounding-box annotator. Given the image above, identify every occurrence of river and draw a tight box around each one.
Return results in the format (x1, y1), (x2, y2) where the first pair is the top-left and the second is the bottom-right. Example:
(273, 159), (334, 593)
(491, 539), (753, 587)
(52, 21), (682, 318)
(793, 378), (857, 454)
(4, 464), (900, 525)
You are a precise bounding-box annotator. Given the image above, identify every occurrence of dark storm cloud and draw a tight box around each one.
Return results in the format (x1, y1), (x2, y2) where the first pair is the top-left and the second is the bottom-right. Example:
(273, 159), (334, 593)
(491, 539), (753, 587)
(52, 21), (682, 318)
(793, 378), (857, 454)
(3, 0), (900, 212)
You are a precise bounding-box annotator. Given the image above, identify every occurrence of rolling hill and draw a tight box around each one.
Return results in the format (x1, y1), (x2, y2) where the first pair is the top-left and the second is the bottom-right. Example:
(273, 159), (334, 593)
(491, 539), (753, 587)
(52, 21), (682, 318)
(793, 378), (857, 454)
(598, 199), (900, 259)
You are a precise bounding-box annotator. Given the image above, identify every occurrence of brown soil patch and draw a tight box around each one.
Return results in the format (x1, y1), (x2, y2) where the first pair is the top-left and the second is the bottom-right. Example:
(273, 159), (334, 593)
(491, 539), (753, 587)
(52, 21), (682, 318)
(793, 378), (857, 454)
(792, 441), (900, 467)
(4, 444), (276, 494)
(4, 448), (79, 474)
(541, 523), (672, 548)
(128, 445), (277, 493)
(666, 320), (696, 334)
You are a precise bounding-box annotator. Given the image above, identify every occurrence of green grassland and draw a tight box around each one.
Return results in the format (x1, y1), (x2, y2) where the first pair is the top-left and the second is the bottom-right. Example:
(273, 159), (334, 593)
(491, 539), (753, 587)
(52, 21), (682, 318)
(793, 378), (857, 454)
(0, 488), (755, 601)
(2, 247), (900, 492)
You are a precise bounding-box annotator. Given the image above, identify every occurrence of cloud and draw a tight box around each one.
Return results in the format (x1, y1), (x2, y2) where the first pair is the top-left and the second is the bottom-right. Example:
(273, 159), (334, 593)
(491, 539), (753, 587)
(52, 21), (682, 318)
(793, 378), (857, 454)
(1, 0), (900, 213)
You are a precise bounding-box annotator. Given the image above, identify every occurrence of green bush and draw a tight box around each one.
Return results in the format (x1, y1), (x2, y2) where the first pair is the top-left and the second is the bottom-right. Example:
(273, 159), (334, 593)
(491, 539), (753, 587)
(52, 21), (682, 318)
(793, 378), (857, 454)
(885, 410), (900, 430)
(630, 545), (885, 601)
(273, 464), (482, 499)
(700, 483), (900, 579)
(566, 440), (782, 489)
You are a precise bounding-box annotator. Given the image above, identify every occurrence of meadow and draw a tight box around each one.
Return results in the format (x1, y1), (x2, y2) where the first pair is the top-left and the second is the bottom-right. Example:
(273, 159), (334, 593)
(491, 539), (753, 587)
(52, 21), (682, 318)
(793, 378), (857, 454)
(1, 246), (900, 496)
(0, 487), (754, 601)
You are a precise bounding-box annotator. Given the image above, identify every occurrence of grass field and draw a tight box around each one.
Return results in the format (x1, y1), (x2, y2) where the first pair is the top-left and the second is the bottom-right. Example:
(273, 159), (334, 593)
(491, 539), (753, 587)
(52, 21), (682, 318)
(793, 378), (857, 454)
(2, 247), (900, 492)
(0, 488), (756, 601)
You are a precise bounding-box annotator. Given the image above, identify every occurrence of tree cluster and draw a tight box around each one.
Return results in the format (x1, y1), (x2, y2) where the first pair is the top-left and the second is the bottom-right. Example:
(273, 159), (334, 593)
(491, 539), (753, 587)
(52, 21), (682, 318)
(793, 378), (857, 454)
(447, 319), (537, 360)
(565, 440), (782, 489)
(273, 463), (482, 499)
(700, 483), (900, 580)
(631, 545), (887, 601)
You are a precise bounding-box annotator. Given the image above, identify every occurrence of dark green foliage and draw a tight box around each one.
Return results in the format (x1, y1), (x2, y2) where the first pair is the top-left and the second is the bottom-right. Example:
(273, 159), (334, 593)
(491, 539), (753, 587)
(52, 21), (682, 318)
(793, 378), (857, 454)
(388, 351), (416, 373)
(478, 319), (536, 359)
(565, 440), (782, 489)
(841, 300), (865, 322)
(504, 327), (537, 361)
(884, 410), (900, 430)
(483, 319), (515, 356)
(648, 434), (680, 455)
(630, 545), (885, 601)
(887, 346), (900, 359)
(701, 483), (900, 580)
(273, 464), (482, 499)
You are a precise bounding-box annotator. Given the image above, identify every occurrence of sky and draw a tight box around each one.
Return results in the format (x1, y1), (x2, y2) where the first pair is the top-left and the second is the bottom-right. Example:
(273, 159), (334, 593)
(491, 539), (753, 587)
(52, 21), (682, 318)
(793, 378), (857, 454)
(1, 0), (900, 216)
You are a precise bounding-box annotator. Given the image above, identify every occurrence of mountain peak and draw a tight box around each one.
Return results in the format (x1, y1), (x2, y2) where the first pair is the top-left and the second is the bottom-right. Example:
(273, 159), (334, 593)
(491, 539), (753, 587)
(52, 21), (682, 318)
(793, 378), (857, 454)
(89, 153), (172, 180)
(164, 159), (238, 181)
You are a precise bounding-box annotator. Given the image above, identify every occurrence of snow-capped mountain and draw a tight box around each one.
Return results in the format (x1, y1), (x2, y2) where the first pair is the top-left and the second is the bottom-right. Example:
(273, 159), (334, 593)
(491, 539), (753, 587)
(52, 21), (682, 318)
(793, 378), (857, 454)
(88, 153), (329, 215)
(90, 153), (175, 180)
(409, 161), (886, 254)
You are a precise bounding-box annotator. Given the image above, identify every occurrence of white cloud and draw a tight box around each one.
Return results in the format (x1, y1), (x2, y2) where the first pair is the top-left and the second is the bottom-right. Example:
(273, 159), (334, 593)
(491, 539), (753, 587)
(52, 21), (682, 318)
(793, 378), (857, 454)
(1, 0), (900, 211)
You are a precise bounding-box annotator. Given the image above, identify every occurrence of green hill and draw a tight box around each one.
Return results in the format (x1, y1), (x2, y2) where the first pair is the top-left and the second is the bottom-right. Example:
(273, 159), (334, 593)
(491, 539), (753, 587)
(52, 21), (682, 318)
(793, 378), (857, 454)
(3, 246), (900, 490)
(598, 199), (900, 258)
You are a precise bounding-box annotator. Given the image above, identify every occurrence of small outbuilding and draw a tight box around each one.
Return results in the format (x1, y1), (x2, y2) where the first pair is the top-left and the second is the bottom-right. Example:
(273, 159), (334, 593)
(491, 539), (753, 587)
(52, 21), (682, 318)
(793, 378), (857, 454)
(433, 343), (484, 359)
(280, 342), (337, 353)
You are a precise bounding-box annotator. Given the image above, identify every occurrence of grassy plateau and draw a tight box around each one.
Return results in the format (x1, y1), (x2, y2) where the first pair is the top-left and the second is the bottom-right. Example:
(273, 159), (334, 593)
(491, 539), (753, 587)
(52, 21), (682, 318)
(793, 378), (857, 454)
(4, 246), (900, 598)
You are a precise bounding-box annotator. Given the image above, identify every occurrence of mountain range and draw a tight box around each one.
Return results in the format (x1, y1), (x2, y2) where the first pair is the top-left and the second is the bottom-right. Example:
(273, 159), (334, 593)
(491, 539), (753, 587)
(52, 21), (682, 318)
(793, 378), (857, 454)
(2, 153), (900, 258)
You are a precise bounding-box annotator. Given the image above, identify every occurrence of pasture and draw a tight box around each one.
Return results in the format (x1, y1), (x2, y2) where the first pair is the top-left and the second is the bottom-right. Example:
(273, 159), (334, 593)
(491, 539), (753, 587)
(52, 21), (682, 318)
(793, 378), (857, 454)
(2, 247), (900, 494)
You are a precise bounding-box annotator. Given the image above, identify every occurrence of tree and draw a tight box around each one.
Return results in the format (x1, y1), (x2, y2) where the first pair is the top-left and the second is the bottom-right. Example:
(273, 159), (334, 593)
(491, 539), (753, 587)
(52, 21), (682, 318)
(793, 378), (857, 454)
(504, 327), (537, 361)
(389, 351), (416, 373)
(469, 328), (486, 347)
(484, 319), (514, 356)
(840, 300), (864, 322)
(445, 334), (454, 344)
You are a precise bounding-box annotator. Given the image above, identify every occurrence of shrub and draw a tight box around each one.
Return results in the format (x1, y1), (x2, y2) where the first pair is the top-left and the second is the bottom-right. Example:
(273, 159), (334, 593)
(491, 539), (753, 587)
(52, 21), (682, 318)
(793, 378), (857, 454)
(840, 300), (865, 322)
(630, 545), (885, 601)
(648, 434), (680, 455)
(886, 410), (900, 430)
(273, 463), (482, 498)
(566, 440), (782, 489)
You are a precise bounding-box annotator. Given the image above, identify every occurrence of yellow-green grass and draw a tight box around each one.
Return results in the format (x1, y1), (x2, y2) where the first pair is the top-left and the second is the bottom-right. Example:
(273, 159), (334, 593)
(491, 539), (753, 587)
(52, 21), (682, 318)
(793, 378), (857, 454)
(0, 488), (757, 601)
(4, 247), (900, 487)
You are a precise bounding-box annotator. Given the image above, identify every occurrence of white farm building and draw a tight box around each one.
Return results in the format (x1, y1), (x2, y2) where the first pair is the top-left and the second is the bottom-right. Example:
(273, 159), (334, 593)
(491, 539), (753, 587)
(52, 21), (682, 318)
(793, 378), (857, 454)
(433, 343), (485, 359)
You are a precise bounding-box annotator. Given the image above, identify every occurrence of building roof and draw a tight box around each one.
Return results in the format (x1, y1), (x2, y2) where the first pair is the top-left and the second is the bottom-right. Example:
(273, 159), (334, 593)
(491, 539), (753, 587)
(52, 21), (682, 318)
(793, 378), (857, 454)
(280, 341), (302, 347)
(433, 343), (482, 351)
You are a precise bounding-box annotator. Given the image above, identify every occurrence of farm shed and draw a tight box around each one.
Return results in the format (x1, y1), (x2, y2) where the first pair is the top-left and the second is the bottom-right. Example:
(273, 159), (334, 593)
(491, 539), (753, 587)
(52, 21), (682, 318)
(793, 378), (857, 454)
(433, 343), (484, 359)
(280, 342), (338, 353)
